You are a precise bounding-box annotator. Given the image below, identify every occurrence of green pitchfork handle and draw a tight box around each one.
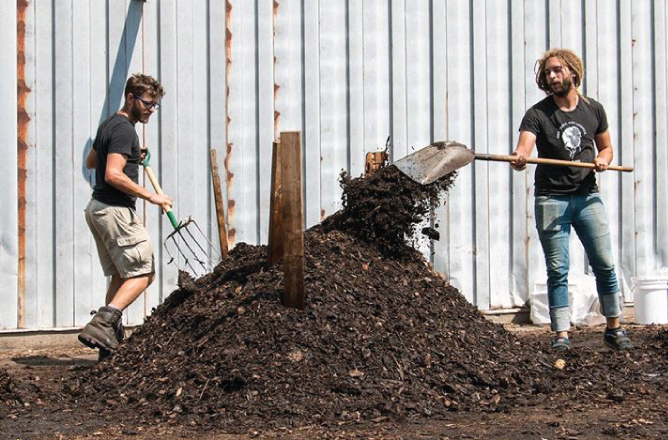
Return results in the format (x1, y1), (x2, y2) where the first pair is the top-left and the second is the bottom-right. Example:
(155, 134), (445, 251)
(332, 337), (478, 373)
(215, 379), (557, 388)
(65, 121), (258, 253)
(141, 149), (180, 229)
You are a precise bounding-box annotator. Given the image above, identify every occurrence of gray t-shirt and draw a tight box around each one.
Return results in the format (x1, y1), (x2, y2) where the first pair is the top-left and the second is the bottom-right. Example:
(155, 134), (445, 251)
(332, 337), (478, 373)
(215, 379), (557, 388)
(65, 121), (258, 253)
(519, 95), (608, 196)
(91, 113), (141, 208)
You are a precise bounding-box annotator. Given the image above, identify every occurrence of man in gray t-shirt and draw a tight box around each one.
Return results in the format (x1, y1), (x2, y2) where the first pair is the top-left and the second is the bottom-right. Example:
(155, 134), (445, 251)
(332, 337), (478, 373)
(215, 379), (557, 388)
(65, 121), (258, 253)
(511, 48), (632, 352)
(80, 73), (172, 360)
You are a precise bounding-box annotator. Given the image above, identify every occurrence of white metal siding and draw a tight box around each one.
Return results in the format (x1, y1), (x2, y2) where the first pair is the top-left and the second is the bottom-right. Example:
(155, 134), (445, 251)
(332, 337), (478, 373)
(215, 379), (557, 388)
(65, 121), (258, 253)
(2, 0), (667, 330)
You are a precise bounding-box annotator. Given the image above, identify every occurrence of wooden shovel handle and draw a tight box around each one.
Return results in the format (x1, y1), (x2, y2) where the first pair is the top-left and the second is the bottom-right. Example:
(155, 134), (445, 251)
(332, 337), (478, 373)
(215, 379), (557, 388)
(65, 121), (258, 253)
(143, 165), (179, 229)
(475, 153), (634, 172)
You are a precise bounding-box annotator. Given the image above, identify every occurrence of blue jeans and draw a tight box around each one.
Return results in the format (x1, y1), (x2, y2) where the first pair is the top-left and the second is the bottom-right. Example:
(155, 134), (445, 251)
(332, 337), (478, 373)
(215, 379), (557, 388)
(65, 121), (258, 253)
(534, 193), (621, 332)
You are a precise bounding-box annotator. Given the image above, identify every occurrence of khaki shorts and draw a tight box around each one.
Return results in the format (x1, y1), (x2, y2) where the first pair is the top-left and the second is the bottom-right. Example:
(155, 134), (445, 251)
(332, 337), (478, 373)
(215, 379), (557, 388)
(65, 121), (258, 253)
(85, 198), (155, 278)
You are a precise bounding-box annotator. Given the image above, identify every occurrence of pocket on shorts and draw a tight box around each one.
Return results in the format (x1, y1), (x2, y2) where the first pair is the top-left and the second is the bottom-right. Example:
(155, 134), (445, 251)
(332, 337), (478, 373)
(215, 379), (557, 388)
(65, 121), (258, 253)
(117, 233), (152, 268)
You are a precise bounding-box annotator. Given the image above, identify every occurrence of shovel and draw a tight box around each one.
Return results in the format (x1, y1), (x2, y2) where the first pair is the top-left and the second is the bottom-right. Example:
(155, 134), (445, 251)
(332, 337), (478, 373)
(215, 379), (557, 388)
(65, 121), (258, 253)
(142, 149), (220, 278)
(393, 141), (633, 185)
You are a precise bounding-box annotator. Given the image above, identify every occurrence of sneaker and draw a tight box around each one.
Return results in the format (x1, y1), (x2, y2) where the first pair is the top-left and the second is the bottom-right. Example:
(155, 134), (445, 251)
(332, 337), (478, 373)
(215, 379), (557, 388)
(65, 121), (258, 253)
(604, 327), (634, 351)
(78, 306), (122, 351)
(551, 336), (572, 351)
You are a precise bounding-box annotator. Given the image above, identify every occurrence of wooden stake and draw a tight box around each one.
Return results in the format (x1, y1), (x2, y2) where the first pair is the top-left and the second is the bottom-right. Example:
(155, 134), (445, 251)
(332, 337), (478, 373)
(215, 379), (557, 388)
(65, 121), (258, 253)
(209, 149), (229, 258)
(268, 141), (284, 265)
(364, 151), (388, 177)
(280, 132), (305, 309)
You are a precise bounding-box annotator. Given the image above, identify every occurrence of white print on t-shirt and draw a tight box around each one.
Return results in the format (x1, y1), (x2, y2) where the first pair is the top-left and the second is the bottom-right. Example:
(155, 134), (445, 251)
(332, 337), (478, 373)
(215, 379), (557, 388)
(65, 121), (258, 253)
(557, 121), (587, 159)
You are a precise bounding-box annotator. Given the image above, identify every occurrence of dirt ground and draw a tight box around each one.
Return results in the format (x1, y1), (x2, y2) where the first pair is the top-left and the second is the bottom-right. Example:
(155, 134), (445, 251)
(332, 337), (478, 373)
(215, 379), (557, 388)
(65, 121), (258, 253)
(0, 323), (666, 439)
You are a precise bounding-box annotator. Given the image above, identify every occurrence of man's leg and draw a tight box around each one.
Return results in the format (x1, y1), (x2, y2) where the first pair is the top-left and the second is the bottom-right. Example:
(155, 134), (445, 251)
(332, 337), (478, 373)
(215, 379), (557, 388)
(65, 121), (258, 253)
(535, 196), (572, 344)
(105, 274), (123, 306)
(573, 194), (632, 350)
(107, 272), (155, 311)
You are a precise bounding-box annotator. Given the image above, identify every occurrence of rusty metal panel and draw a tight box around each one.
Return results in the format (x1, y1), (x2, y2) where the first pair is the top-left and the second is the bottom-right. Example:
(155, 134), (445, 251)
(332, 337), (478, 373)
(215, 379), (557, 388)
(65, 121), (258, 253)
(0, 0), (18, 330)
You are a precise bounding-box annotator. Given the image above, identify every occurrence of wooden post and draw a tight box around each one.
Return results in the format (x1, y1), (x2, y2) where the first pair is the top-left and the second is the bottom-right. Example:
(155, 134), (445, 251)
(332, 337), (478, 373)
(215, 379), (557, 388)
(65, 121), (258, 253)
(364, 151), (388, 177)
(268, 141), (284, 265)
(280, 132), (305, 309)
(209, 149), (229, 258)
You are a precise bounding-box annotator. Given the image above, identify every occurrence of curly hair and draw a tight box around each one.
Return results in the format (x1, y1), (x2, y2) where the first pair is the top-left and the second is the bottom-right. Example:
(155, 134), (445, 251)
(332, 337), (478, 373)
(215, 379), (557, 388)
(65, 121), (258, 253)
(124, 73), (165, 100)
(534, 48), (584, 94)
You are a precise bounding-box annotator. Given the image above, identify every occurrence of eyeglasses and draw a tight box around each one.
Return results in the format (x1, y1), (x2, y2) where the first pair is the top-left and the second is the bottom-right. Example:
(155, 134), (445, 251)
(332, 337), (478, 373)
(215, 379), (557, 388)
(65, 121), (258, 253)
(134, 94), (161, 110)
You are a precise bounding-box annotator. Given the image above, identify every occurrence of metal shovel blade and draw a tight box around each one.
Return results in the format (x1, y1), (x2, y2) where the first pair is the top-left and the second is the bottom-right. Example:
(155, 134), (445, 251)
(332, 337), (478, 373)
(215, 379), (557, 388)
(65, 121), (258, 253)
(393, 141), (474, 185)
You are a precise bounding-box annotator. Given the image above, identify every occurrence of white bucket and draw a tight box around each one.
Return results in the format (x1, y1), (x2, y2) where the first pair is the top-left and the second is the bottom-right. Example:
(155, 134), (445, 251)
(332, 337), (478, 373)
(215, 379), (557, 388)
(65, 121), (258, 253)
(631, 276), (668, 324)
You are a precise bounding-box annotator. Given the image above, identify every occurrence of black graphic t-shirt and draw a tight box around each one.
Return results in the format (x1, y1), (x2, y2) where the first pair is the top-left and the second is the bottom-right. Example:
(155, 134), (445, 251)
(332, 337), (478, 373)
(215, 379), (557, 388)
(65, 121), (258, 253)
(519, 95), (608, 196)
(91, 113), (141, 208)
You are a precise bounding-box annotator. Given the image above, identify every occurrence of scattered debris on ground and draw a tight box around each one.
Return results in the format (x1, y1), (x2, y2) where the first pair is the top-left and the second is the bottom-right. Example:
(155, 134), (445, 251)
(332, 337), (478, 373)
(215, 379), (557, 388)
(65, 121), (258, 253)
(0, 368), (38, 408)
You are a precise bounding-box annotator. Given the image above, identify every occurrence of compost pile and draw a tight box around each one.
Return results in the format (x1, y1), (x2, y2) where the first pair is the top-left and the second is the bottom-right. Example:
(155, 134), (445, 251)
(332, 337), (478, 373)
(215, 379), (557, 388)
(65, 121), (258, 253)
(68, 166), (552, 429)
(0, 369), (36, 408)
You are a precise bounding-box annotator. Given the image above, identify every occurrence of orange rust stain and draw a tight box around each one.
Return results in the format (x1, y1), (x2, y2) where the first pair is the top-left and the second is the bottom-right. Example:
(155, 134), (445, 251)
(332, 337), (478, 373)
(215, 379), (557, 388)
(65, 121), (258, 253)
(273, 2), (279, 140)
(320, 209), (326, 222)
(17, 0), (30, 328)
(225, 0), (234, 246)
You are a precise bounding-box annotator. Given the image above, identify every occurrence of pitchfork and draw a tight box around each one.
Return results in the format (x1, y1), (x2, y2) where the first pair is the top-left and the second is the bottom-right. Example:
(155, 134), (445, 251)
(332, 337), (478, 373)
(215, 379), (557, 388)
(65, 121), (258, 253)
(142, 149), (221, 278)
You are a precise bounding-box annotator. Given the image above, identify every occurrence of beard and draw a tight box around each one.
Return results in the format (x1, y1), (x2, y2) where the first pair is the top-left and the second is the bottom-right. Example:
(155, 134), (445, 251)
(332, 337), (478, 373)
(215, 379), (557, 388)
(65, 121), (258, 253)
(131, 103), (150, 124)
(551, 77), (573, 97)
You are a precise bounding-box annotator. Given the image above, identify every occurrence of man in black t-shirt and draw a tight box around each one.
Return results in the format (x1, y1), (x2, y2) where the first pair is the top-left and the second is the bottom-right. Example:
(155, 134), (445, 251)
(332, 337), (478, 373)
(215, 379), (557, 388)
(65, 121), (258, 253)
(511, 48), (632, 351)
(79, 73), (172, 360)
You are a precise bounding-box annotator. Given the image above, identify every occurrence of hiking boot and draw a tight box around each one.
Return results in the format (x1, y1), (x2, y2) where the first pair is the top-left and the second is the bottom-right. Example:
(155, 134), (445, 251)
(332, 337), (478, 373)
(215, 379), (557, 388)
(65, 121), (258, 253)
(604, 327), (634, 351)
(114, 319), (125, 343)
(98, 316), (126, 362)
(78, 306), (122, 351)
(551, 336), (572, 351)
(98, 348), (112, 362)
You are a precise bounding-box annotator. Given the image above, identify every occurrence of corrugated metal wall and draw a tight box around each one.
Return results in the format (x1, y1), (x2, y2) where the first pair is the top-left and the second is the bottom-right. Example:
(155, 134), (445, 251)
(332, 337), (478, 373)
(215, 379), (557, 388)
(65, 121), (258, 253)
(1, 0), (667, 331)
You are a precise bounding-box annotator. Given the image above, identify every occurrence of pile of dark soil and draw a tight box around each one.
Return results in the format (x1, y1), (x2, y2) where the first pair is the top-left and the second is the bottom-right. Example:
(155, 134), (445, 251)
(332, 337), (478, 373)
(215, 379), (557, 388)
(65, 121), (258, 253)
(64, 166), (668, 432)
(68, 167), (551, 428)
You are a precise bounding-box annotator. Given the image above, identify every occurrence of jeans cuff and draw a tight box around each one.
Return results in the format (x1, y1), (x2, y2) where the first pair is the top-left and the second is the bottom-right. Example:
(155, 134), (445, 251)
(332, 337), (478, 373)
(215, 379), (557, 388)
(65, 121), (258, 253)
(599, 292), (621, 318)
(550, 306), (571, 332)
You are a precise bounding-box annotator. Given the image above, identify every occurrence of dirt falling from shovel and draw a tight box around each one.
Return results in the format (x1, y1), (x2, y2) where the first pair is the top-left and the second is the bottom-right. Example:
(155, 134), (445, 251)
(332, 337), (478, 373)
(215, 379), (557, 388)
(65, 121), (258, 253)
(66, 166), (547, 430)
(324, 166), (456, 256)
